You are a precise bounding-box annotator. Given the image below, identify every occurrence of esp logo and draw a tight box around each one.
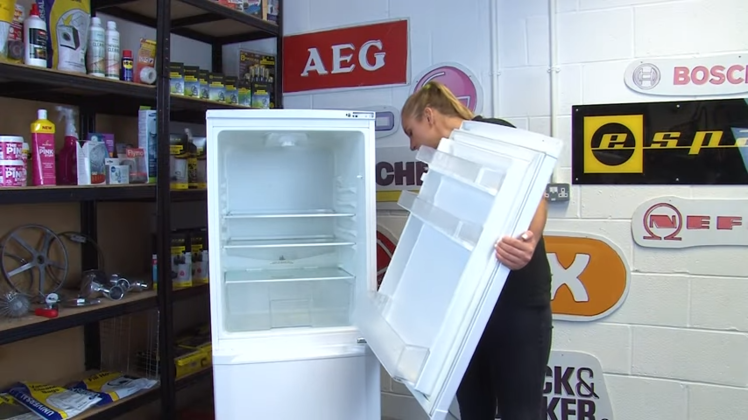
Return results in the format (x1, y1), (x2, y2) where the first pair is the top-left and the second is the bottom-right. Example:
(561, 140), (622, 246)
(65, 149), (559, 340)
(545, 233), (630, 322)
(582, 114), (748, 175)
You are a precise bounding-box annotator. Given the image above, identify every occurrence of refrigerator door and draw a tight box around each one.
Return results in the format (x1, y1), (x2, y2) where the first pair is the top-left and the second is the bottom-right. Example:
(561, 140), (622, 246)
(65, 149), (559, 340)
(354, 122), (563, 420)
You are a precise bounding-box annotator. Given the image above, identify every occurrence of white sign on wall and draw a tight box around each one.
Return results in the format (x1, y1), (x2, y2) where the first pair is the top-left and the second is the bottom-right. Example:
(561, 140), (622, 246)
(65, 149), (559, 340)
(624, 54), (748, 96)
(375, 146), (421, 210)
(632, 196), (748, 249)
(544, 351), (614, 420)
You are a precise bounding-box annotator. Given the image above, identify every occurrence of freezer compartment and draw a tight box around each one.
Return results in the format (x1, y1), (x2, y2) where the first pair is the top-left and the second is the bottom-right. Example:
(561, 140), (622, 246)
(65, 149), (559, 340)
(224, 268), (354, 331)
(214, 128), (369, 334)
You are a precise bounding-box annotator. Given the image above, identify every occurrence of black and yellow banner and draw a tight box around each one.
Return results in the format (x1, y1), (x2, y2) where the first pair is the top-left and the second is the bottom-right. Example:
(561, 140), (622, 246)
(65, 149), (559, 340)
(572, 98), (748, 185)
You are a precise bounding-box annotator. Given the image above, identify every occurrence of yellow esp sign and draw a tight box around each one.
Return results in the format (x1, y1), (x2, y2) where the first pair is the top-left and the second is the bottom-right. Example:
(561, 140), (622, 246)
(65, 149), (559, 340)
(582, 114), (748, 174)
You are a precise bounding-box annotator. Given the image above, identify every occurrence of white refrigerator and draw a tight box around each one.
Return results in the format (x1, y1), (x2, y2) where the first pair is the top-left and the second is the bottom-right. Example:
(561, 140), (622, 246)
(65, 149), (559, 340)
(206, 109), (562, 420)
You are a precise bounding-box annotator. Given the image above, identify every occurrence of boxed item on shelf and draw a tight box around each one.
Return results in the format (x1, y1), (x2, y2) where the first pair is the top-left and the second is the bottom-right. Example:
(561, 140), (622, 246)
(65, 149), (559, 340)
(177, 335), (212, 365)
(265, 0), (279, 23)
(188, 228), (208, 285)
(198, 69), (210, 99)
(6, 4), (25, 64)
(137, 109), (158, 183)
(184, 66), (200, 98)
(224, 76), (238, 104)
(238, 50), (276, 108)
(208, 73), (225, 102)
(137, 345), (210, 379)
(170, 62), (185, 96)
(169, 133), (189, 190)
(171, 230), (192, 288)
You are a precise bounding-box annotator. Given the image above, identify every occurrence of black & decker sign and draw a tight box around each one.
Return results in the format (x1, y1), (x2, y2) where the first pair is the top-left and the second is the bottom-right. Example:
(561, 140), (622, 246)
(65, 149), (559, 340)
(571, 98), (748, 185)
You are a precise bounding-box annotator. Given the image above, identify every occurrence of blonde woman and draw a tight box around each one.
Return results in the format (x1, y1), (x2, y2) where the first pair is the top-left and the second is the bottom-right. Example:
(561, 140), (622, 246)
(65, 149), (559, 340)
(400, 81), (552, 420)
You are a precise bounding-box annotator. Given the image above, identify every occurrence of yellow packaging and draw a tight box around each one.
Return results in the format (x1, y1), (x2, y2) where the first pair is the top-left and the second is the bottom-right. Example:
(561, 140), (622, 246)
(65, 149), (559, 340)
(67, 371), (157, 405)
(39, 0), (92, 73)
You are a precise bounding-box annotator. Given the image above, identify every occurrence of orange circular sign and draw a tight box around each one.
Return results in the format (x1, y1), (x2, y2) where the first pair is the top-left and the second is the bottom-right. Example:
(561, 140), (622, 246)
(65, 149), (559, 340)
(545, 233), (630, 321)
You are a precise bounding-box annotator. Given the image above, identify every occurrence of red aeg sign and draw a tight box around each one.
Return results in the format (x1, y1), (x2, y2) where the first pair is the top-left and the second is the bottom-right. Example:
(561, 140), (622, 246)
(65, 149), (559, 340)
(283, 20), (409, 93)
(632, 197), (748, 248)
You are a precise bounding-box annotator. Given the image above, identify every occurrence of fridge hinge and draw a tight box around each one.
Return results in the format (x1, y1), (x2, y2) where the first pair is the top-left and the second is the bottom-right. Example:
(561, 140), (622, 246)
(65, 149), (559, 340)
(356, 338), (367, 344)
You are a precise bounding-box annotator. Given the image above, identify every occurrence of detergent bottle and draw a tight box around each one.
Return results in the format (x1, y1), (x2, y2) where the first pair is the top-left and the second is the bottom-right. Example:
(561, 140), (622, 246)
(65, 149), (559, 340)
(30, 109), (56, 186)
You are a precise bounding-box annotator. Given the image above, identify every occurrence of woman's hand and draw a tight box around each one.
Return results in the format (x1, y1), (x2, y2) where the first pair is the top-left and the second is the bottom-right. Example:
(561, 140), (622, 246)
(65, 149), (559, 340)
(494, 231), (536, 270)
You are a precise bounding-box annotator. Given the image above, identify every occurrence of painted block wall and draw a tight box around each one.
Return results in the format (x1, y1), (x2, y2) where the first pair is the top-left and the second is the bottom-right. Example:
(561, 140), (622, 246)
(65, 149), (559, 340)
(499, 1), (748, 419)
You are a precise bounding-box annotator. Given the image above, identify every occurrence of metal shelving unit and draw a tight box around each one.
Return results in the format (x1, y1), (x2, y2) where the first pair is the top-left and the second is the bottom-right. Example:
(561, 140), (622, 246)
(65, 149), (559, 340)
(0, 0), (282, 418)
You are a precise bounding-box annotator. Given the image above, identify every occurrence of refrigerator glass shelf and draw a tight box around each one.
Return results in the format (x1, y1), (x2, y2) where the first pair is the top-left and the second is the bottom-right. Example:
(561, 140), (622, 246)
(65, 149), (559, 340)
(224, 210), (355, 219)
(397, 191), (482, 251)
(225, 267), (354, 283)
(416, 146), (506, 195)
(224, 237), (355, 249)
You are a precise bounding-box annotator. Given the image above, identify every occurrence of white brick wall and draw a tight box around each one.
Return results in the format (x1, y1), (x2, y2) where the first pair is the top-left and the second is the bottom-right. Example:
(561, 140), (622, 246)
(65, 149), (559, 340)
(230, 0), (748, 418)
(500, 0), (748, 419)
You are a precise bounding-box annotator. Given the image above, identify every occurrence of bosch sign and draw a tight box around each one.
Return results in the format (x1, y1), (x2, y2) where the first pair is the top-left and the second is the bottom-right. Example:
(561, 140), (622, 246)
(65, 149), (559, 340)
(632, 197), (748, 248)
(624, 54), (748, 96)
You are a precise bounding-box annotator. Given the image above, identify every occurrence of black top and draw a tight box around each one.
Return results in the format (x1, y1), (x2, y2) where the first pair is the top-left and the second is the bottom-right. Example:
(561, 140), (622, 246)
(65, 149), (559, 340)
(471, 116), (552, 307)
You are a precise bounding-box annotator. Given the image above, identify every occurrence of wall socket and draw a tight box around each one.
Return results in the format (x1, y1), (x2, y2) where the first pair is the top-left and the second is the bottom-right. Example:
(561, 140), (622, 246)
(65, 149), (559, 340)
(545, 183), (571, 202)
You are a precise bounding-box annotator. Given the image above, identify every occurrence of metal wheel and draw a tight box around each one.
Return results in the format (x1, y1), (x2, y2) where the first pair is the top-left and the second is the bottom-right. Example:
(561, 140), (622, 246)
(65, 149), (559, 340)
(0, 224), (69, 298)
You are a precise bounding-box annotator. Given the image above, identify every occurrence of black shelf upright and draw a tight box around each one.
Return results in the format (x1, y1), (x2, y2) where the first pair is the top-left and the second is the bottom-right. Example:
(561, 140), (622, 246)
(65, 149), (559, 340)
(154, 0), (178, 417)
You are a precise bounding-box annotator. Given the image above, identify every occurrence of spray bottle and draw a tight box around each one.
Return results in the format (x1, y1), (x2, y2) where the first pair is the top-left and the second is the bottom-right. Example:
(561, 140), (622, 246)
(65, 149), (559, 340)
(55, 106), (78, 185)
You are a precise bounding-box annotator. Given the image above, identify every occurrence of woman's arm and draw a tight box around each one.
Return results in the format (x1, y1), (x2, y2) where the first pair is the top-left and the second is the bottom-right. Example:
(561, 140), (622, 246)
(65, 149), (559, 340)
(527, 198), (548, 246)
(494, 198), (548, 270)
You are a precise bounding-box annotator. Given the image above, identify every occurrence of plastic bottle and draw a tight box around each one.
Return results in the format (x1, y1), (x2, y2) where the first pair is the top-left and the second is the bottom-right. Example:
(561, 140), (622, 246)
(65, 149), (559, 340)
(23, 3), (47, 68)
(120, 49), (133, 81)
(87, 17), (105, 77)
(105, 21), (120, 80)
(30, 109), (56, 186)
(55, 106), (78, 185)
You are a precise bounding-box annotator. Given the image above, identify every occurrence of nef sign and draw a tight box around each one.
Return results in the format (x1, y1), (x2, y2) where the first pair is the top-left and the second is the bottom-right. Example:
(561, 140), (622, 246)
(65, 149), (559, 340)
(624, 54), (748, 96)
(544, 351), (614, 420)
(632, 196), (748, 249)
(283, 20), (409, 93)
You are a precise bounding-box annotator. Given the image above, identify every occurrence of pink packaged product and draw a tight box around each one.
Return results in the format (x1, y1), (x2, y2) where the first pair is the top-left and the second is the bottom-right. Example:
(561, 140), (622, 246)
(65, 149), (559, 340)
(0, 136), (25, 161)
(0, 160), (26, 187)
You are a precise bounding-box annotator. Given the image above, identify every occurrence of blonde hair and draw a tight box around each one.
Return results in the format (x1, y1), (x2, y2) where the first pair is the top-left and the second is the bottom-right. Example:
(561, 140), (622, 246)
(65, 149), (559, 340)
(401, 81), (474, 121)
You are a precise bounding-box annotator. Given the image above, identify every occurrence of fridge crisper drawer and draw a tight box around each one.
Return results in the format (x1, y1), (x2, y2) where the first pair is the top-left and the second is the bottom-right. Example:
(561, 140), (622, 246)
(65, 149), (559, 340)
(224, 268), (355, 332)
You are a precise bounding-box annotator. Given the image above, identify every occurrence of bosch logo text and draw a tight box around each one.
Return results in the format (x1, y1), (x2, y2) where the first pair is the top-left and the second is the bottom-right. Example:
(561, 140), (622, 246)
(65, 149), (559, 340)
(674, 64), (748, 86)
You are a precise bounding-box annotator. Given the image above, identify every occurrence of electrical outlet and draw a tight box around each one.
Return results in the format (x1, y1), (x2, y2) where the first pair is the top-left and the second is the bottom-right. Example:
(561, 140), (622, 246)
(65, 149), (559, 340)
(545, 183), (571, 202)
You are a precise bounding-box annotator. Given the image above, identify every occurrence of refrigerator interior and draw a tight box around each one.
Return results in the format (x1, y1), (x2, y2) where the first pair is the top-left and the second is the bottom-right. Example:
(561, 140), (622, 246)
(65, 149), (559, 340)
(215, 129), (367, 333)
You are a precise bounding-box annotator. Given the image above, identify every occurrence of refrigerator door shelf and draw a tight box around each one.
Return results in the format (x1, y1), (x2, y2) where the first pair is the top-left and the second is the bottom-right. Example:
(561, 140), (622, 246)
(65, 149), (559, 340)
(354, 125), (562, 420)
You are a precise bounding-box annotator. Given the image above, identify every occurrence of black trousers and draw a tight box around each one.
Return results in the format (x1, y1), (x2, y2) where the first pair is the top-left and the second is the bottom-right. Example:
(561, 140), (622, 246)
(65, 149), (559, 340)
(456, 298), (553, 420)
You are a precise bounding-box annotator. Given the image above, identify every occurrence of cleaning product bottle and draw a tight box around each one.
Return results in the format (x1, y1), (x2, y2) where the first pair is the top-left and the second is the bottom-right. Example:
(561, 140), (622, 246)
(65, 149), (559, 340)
(30, 109), (56, 186)
(105, 20), (120, 80)
(87, 17), (105, 77)
(55, 106), (78, 185)
(23, 3), (47, 68)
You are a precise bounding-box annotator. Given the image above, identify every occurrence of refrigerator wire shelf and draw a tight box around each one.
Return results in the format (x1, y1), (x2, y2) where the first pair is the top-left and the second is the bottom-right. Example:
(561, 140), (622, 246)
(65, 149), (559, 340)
(224, 267), (354, 284)
(223, 210), (355, 219)
(224, 237), (356, 249)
